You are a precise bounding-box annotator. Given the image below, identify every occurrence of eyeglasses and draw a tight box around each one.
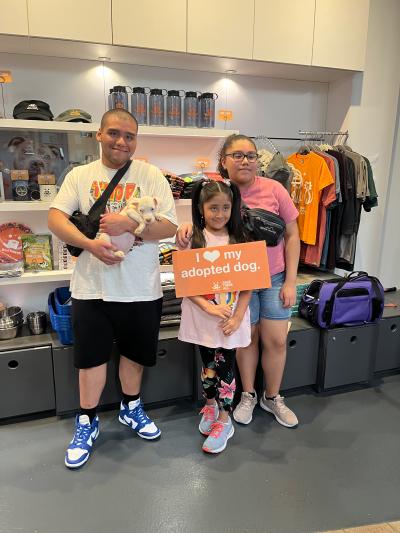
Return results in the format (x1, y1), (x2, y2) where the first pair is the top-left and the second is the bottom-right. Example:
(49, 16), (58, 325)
(225, 151), (259, 162)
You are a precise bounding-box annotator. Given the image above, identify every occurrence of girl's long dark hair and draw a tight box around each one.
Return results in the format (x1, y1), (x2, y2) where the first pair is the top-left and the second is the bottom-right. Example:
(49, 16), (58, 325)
(190, 179), (246, 249)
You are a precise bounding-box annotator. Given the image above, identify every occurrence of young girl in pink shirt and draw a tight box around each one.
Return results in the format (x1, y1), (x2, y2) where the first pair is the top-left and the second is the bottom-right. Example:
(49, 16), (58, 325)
(178, 179), (252, 454)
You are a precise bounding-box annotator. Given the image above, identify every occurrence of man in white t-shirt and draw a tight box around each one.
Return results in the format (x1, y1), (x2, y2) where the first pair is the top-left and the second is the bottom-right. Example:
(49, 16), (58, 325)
(48, 109), (177, 469)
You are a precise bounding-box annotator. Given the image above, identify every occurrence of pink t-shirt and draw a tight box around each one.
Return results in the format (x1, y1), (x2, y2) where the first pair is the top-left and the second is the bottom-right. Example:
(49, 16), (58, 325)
(178, 230), (251, 349)
(240, 177), (299, 276)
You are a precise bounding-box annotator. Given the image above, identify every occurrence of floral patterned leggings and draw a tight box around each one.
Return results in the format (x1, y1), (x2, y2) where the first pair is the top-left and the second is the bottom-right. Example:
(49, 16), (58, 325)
(198, 345), (236, 412)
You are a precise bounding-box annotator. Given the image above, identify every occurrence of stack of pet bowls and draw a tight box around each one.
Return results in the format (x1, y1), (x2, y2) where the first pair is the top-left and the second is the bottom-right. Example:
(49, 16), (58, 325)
(0, 306), (24, 340)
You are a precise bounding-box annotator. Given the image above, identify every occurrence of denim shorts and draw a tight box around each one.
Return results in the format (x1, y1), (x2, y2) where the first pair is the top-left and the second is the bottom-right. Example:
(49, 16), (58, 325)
(249, 271), (291, 324)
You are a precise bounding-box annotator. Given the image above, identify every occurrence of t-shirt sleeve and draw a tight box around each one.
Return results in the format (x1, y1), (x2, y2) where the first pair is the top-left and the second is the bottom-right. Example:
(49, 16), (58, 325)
(50, 167), (80, 215)
(147, 166), (178, 226)
(276, 183), (299, 223)
(318, 159), (335, 191)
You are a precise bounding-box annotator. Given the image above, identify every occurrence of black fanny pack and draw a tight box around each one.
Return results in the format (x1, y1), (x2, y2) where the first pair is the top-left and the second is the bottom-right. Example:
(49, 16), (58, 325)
(66, 160), (131, 257)
(241, 205), (286, 247)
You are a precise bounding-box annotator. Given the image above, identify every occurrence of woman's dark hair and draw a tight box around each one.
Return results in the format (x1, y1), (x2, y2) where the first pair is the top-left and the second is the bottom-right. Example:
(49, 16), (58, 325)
(190, 179), (246, 249)
(217, 134), (258, 179)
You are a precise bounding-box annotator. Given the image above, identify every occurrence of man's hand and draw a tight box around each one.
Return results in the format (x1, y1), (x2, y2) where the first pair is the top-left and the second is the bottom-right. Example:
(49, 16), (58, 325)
(280, 281), (296, 308)
(175, 222), (193, 249)
(86, 239), (123, 265)
(99, 213), (137, 236)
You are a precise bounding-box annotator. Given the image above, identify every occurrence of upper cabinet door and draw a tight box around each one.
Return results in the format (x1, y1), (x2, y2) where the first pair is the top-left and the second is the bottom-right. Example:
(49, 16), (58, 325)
(113, 0), (186, 52)
(312, 0), (370, 70)
(187, 0), (254, 59)
(0, 0), (28, 35)
(253, 0), (314, 65)
(27, 0), (112, 43)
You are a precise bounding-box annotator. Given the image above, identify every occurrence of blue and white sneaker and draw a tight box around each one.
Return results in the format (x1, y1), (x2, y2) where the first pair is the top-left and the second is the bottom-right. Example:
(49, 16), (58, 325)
(118, 400), (161, 440)
(65, 414), (99, 469)
(202, 417), (234, 454)
(198, 402), (219, 436)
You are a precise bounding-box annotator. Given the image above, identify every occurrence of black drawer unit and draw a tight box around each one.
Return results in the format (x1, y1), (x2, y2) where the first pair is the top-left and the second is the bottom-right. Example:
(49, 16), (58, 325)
(0, 346), (55, 419)
(281, 324), (320, 391)
(317, 324), (378, 391)
(141, 339), (194, 404)
(374, 317), (400, 372)
(52, 345), (121, 415)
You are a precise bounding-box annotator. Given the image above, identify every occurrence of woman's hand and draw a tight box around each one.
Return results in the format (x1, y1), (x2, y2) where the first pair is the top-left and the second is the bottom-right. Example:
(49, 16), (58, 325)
(280, 281), (296, 308)
(175, 222), (193, 249)
(221, 315), (241, 336)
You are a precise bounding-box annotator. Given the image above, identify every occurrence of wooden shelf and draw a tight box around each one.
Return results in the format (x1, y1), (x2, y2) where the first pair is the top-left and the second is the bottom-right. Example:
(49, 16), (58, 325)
(0, 201), (52, 212)
(0, 119), (237, 139)
(0, 269), (73, 286)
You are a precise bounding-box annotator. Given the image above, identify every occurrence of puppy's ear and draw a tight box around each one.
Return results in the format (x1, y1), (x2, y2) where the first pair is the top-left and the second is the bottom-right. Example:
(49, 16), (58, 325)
(6, 136), (26, 152)
(129, 199), (140, 209)
(153, 196), (160, 208)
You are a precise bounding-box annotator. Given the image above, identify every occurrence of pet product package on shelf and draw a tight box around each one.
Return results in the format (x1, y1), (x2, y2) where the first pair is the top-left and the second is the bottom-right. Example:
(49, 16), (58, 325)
(21, 234), (53, 271)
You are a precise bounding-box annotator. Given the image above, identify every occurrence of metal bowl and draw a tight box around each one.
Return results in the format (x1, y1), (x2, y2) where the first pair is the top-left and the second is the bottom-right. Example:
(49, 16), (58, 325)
(0, 306), (23, 328)
(0, 324), (19, 340)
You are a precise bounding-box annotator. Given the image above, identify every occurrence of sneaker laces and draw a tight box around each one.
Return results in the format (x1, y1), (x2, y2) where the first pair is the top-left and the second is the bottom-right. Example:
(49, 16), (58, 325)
(208, 421), (225, 438)
(72, 422), (92, 447)
(241, 393), (255, 410)
(200, 405), (216, 421)
(131, 403), (150, 425)
(273, 395), (290, 414)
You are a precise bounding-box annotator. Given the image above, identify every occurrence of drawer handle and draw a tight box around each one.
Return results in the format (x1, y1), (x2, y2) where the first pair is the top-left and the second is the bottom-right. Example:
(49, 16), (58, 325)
(350, 336), (357, 344)
(288, 340), (297, 348)
(8, 360), (19, 369)
(158, 349), (167, 358)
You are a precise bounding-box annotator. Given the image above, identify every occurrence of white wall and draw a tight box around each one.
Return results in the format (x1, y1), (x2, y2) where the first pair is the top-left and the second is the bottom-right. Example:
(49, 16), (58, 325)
(326, 0), (400, 283)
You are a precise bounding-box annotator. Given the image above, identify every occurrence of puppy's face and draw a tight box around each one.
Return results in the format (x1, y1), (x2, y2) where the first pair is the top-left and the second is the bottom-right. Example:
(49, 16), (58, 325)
(7, 136), (62, 181)
(128, 196), (159, 223)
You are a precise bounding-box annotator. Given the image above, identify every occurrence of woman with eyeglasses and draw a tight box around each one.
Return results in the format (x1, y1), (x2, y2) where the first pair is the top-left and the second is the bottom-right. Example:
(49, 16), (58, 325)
(176, 133), (300, 429)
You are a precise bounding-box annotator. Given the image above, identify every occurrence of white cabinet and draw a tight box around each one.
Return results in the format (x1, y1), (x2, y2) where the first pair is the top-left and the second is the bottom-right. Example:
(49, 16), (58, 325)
(0, 0), (28, 35)
(112, 0), (186, 52)
(312, 0), (370, 70)
(253, 0), (314, 66)
(27, 0), (112, 44)
(187, 0), (254, 60)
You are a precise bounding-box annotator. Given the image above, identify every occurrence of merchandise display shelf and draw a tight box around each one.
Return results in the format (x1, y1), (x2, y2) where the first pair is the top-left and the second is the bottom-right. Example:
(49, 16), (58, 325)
(0, 119), (237, 139)
(0, 201), (52, 212)
(0, 269), (73, 286)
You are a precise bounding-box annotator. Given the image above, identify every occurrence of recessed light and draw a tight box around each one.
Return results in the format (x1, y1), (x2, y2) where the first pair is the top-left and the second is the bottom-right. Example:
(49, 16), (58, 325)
(98, 56), (111, 62)
(225, 69), (237, 74)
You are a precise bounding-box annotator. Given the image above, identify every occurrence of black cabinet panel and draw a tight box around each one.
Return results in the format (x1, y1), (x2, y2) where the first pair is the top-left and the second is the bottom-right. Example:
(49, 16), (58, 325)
(374, 317), (400, 372)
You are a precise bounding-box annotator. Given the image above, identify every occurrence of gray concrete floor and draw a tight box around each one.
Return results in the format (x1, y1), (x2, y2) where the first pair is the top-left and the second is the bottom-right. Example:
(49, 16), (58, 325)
(1, 374), (400, 533)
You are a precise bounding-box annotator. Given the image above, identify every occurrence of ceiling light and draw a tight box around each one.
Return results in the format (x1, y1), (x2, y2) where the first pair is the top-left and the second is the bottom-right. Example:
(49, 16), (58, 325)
(225, 69), (237, 74)
(98, 56), (111, 62)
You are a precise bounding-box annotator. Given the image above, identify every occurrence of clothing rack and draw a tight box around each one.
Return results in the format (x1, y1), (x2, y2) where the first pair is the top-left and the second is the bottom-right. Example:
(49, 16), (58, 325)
(251, 135), (323, 154)
(298, 130), (349, 142)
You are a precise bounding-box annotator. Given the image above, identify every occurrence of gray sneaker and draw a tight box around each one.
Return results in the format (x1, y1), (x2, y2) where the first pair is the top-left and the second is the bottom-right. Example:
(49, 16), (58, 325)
(233, 392), (257, 425)
(198, 402), (219, 435)
(259, 393), (298, 428)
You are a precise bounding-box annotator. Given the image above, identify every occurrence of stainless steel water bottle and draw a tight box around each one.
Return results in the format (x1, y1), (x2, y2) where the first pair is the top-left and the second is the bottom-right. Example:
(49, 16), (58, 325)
(131, 86), (150, 125)
(108, 86), (129, 111)
(149, 88), (167, 126)
(183, 91), (200, 127)
(166, 90), (184, 126)
(199, 92), (218, 128)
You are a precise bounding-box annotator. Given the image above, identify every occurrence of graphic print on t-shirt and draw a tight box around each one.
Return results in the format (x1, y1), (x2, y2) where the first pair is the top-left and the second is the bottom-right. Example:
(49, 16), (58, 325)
(89, 178), (143, 249)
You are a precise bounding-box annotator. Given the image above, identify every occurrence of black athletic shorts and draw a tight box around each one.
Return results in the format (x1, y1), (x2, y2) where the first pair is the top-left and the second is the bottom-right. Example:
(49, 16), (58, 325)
(71, 297), (163, 369)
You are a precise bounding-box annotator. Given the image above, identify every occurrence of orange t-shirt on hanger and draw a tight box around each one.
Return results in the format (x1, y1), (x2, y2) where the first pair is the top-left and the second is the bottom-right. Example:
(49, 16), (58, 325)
(287, 152), (334, 245)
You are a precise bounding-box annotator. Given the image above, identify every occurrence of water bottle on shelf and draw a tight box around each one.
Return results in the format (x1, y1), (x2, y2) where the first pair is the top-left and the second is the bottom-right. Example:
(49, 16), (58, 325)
(183, 91), (200, 127)
(199, 92), (218, 128)
(131, 86), (150, 125)
(108, 86), (130, 111)
(166, 90), (184, 127)
(149, 88), (167, 126)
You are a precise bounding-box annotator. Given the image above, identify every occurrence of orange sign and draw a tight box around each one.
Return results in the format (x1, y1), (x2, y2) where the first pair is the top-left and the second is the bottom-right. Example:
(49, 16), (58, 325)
(173, 241), (270, 298)
(0, 71), (12, 83)
(218, 109), (233, 121)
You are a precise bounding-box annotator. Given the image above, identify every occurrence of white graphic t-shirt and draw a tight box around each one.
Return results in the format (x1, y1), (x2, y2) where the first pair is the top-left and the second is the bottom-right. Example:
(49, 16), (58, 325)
(51, 159), (177, 302)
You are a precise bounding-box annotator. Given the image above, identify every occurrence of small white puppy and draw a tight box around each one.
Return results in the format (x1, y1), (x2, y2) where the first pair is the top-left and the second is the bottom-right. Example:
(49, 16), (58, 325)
(100, 195), (161, 258)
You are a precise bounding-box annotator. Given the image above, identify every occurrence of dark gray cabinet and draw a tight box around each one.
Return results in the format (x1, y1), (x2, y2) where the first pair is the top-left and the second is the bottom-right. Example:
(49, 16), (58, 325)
(281, 325), (320, 391)
(317, 324), (377, 391)
(0, 346), (55, 419)
(374, 317), (400, 372)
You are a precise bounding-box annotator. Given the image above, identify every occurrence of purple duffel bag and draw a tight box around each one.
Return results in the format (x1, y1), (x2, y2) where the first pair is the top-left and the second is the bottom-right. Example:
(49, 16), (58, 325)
(299, 271), (384, 329)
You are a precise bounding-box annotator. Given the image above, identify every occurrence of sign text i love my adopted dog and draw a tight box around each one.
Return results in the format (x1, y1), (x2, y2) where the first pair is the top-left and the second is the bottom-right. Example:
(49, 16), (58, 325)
(173, 241), (270, 298)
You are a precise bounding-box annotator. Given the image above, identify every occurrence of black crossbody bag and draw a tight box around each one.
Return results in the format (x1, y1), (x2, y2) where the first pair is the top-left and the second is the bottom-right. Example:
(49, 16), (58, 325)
(241, 204), (286, 247)
(66, 160), (132, 257)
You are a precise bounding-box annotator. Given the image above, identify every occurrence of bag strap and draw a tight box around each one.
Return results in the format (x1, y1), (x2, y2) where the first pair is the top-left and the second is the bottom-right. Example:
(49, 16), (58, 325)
(87, 160), (132, 222)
